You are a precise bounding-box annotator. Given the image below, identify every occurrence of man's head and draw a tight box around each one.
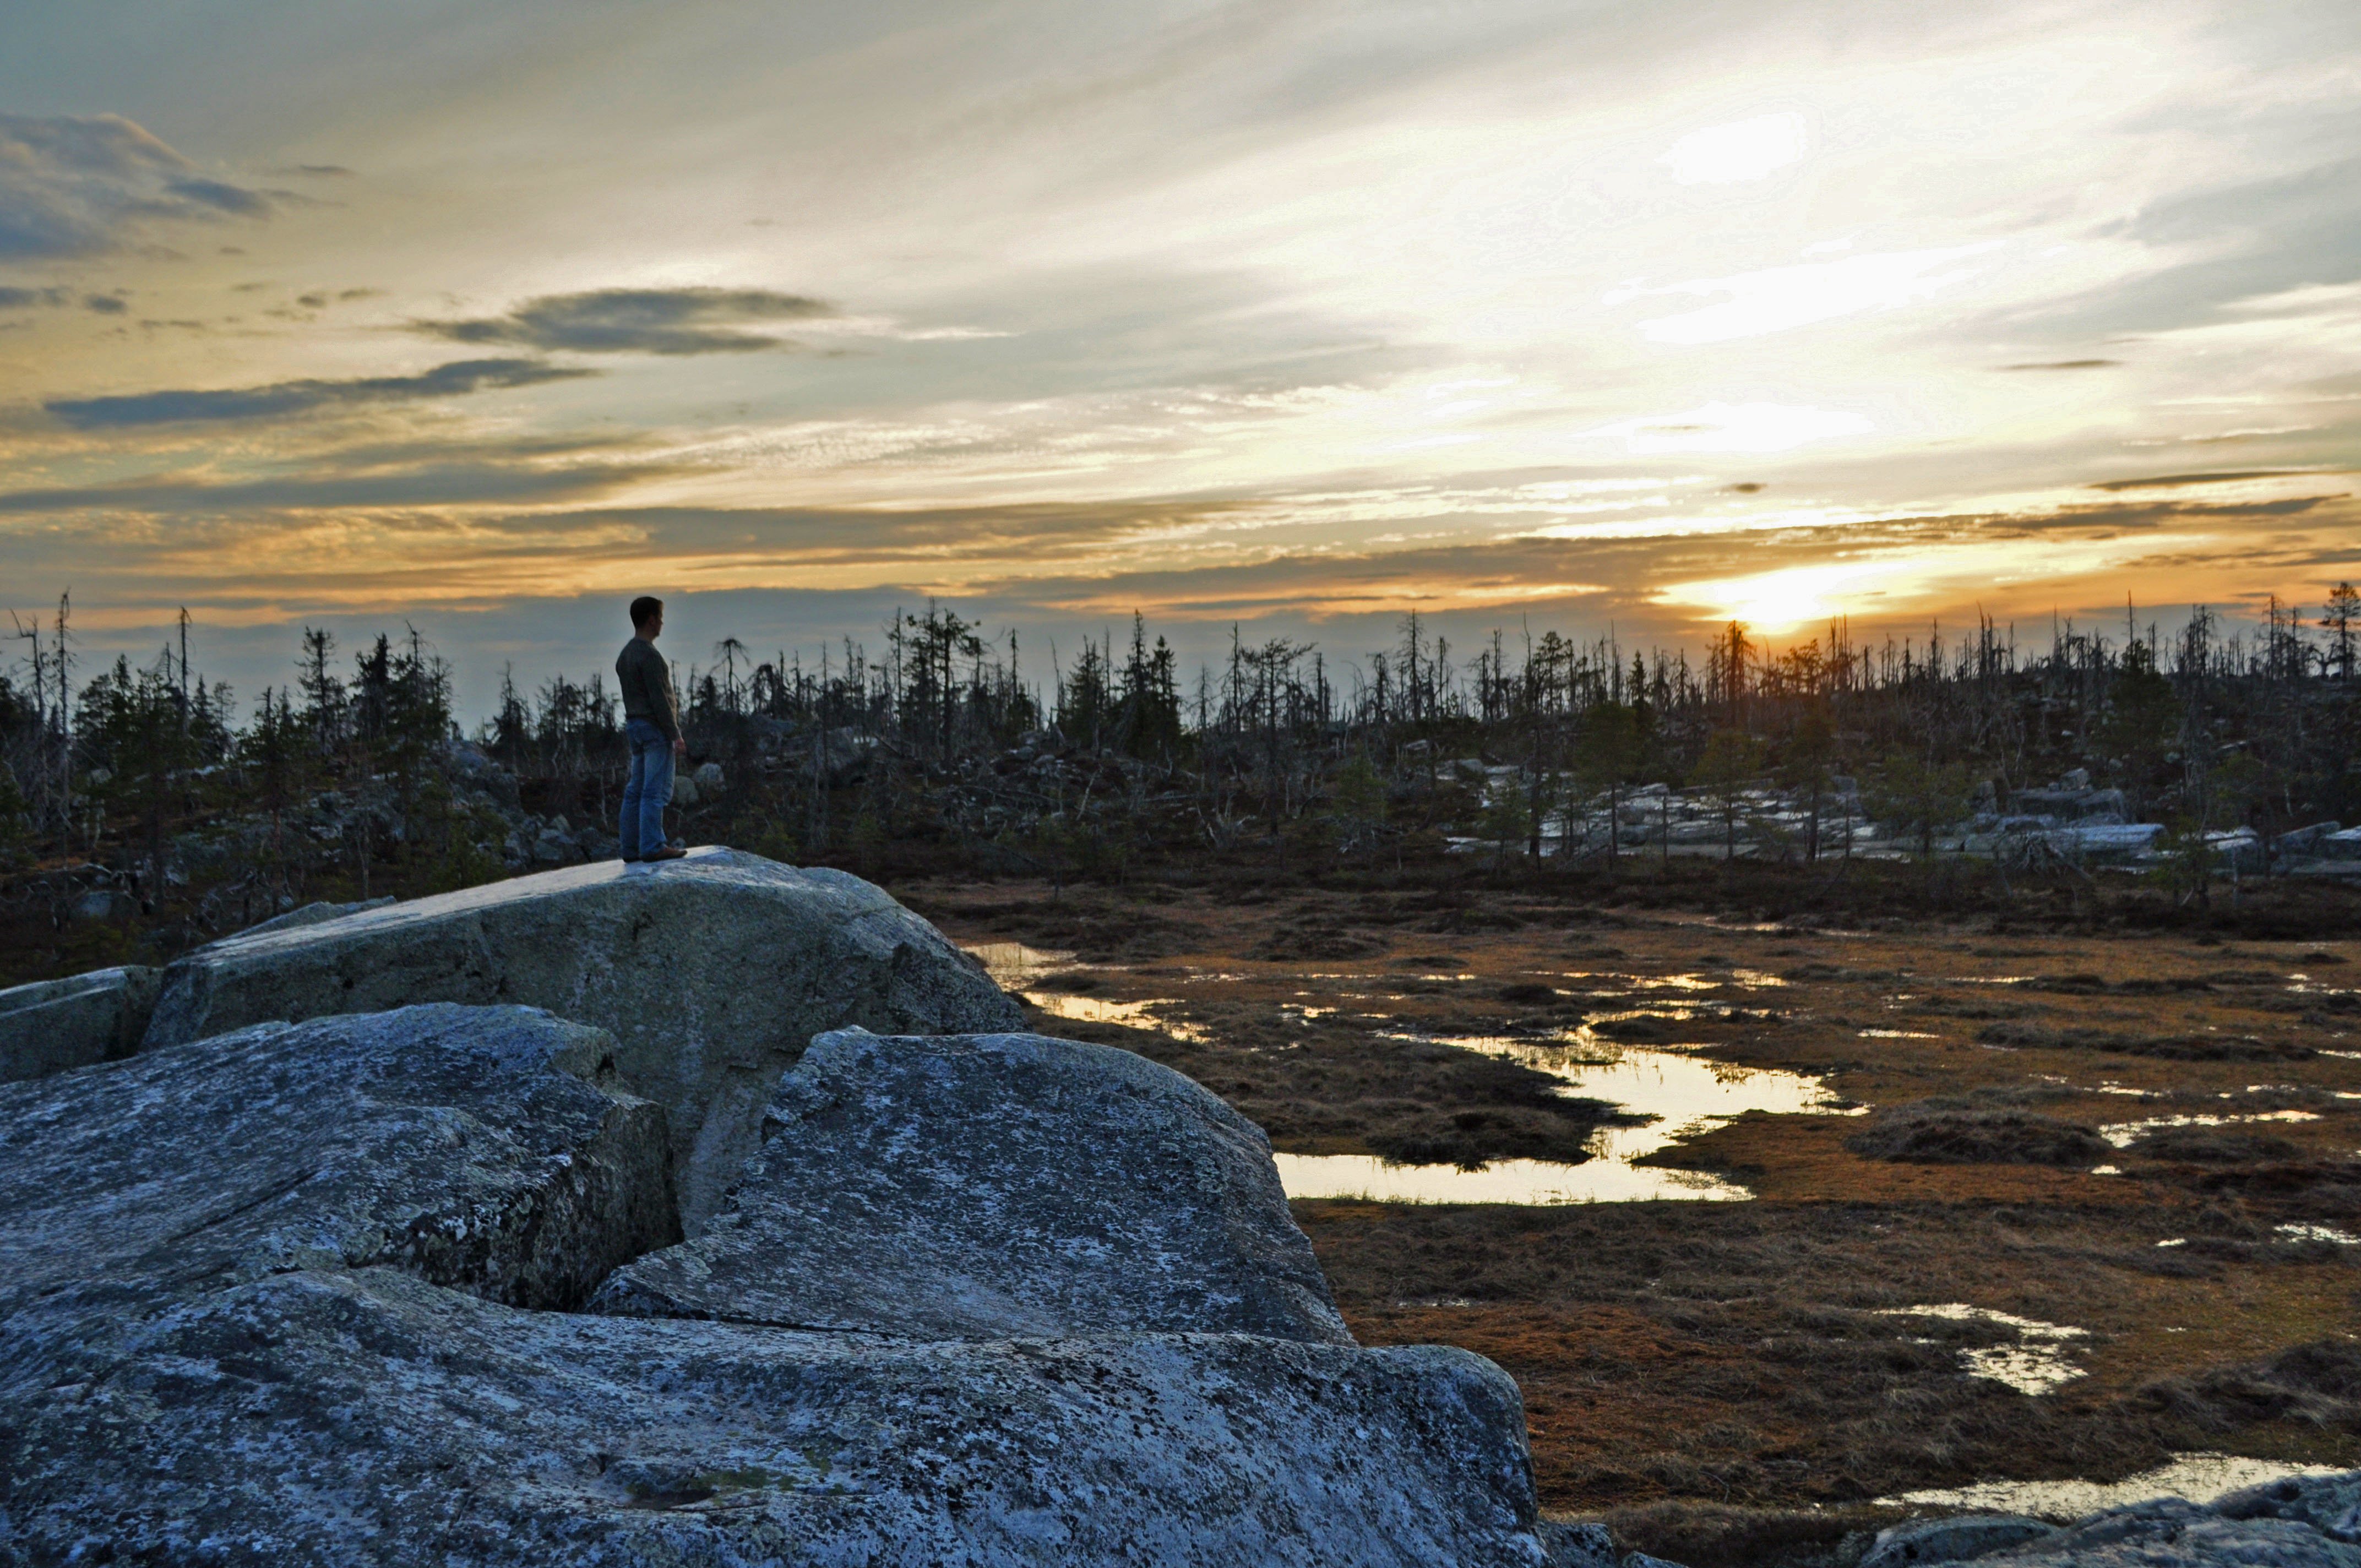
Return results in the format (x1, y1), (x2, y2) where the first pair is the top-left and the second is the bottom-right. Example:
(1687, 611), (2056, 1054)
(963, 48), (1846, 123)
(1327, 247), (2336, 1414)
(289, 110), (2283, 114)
(629, 595), (664, 639)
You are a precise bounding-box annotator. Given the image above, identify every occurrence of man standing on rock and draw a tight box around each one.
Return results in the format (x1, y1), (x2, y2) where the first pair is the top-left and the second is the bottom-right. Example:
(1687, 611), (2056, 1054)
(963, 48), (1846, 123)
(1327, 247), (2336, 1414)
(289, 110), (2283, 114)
(616, 596), (688, 863)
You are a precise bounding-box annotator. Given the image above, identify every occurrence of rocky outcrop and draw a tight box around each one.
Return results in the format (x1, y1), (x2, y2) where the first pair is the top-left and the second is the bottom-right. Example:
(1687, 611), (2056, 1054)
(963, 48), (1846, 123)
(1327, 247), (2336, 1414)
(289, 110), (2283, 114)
(141, 847), (1022, 1227)
(0, 963), (159, 1082)
(1, 1001), (1551, 1566)
(594, 1028), (1353, 1343)
(1982, 1496), (2358, 1566)
(219, 893), (396, 941)
(0, 1004), (676, 1318)
(1862, 1513), (2057, 1566)
(1848, 1478), (2361, 1568)
(5, 1268), (1536, 1566)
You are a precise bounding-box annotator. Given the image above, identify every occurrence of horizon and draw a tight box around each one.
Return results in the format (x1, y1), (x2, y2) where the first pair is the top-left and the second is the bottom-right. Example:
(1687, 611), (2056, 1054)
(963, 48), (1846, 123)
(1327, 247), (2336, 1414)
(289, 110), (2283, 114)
(5, 0), (2358, 704)
(7, 587), (2337, 737)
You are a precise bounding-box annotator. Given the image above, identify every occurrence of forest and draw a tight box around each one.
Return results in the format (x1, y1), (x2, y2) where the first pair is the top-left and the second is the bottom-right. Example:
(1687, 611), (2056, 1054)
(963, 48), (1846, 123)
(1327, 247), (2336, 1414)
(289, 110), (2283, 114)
(5, 585), (2360, 983)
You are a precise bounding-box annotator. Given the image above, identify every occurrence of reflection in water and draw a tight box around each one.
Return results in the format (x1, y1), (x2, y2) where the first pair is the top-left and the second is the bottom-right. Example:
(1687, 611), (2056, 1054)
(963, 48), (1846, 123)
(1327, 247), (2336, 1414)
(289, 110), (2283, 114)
(2278, 1222), (2361, 1244)
(964, 942), (1076, 989)
(1279, 1029), (1855, 1205)
(2097, 1109), (2319, 1148)
(1274, 1152), (1751, 1204)
(1884, 1452), (2342, 1521)
(1488, 1029), (1859, 1169)
(1875, 1303), (2088, 1393)
(1021, 991), (1212, 1045)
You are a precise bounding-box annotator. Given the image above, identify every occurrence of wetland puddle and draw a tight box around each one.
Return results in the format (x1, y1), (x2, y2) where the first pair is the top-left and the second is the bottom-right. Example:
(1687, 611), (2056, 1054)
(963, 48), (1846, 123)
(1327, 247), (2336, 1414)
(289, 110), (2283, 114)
(1876, 1303), (2088, 1394)
(1273, 1151), (1750, 1203)
(1283, 1030), (1856, 1205)
(962, 941), (1857, 1205)
(1883, 1452), (2343, 1520)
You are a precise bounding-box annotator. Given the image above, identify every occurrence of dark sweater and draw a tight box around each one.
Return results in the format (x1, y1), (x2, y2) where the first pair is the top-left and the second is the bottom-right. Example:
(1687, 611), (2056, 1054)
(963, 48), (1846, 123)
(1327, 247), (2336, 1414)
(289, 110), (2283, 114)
(615, 637), (681, 743)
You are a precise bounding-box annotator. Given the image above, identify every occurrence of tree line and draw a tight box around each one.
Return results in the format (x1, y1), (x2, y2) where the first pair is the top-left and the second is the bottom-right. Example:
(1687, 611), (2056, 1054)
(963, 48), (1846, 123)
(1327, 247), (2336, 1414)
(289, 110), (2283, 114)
(4, 588), (2359, 911)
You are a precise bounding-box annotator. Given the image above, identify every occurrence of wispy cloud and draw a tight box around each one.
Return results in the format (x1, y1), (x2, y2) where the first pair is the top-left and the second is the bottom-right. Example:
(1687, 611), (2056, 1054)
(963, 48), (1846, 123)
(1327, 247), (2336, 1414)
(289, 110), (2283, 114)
(2002, 360), (2120, 371)
(0, 458), (652, 515)
(44, 358), (594, 428)
(418, 287), (835, 355)
(0, 113), (274, 258)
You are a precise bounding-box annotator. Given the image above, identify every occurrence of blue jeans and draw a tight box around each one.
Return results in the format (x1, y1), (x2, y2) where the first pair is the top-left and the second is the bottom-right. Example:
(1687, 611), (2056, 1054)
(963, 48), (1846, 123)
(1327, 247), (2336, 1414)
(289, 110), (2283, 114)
(620, 718), (674, 859)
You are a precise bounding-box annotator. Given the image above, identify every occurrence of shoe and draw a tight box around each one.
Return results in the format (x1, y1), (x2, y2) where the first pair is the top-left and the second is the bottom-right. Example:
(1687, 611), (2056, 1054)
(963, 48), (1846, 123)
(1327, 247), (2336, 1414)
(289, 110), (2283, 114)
(643, 845), (688, 862)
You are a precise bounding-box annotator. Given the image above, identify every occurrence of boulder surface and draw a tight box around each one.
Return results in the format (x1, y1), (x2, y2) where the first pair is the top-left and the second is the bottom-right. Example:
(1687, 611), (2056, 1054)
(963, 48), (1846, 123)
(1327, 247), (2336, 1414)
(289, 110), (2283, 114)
(140, 847), (1022, 1226)
(1985, 1496), (2361, 1566)
(0, 1003), (676, 1317)
(0, 963), (159, 1082)
(6, 1268), (1537, 1566)
(594, 1028), (1353, 1343)
(2, 1001), (1552, 1566)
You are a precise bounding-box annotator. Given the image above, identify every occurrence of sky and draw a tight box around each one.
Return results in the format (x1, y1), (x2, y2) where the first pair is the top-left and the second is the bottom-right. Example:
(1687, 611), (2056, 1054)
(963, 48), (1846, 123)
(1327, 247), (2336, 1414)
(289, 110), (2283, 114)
(3, 0), (2357, 714)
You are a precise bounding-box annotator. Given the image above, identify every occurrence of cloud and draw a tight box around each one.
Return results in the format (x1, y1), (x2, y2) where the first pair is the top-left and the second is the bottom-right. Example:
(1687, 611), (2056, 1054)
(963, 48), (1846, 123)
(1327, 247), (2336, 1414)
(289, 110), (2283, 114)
(1579, 401), (1873, 455)
(2002, 360), (2120, 371)
(0, 113), (273, 258)
(2087, 469), (2329, 492)
(43, 357), (594, 428)
(82, 293), (127, 314)
(0, 286), (70, 310)
(0, 459), (651, 515)
(418, 287), (835, 355)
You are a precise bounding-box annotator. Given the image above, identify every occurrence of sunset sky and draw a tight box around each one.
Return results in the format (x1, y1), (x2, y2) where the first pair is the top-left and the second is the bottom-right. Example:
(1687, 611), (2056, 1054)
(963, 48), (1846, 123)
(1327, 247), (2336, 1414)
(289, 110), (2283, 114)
(4, 0), (2357, 710)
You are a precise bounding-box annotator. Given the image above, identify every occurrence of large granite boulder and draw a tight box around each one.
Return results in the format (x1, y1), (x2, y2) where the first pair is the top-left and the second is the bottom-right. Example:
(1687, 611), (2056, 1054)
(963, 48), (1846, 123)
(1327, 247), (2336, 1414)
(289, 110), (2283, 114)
(594, 1028), (1353, 1343)
(0, 1003), (1550, 1566)
(6, 1268), (1537, 1565)
(140, 847), (1021, 1226)
(0, 963), (159, 1082)
(0, 1003), (676, 1317)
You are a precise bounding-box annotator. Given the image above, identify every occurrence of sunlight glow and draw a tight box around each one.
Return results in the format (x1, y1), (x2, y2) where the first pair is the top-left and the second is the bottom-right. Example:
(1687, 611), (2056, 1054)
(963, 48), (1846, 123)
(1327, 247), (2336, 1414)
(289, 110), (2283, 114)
(1618, 243), (2006, 344)
(1580, 401), (1872, 454)
(1654, 532), (2213, 633)
(1659, 113), (1808, 184)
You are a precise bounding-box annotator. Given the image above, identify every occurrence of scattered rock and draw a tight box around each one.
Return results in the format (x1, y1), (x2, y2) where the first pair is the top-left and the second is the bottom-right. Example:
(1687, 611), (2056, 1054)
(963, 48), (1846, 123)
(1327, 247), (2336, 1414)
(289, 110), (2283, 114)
(1993, 1496), (2360, 1567)
(0, 964), (160, 1082)
(594, 1028), (1353, 1343)
(70, 887), (135, 922)
(2218, 1472), (2361, 1544)
(140, 847), (1022, 1228)
(1861, 1512), (2056, 1566)
(1538, 1520), (1619, 1567)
